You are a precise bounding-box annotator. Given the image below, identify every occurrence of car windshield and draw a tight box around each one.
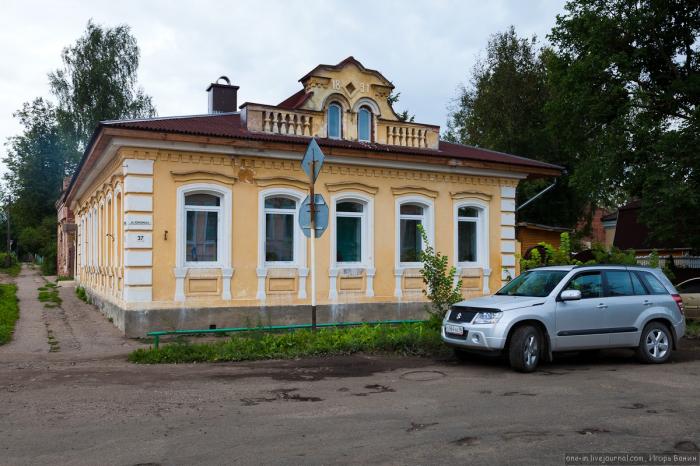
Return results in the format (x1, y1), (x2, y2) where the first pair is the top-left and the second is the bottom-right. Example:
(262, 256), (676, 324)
(496, 270), (569, 297)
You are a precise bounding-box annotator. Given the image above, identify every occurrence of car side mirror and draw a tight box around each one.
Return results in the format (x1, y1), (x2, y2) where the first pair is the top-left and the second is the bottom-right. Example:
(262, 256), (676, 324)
(560, 289), (582, 301)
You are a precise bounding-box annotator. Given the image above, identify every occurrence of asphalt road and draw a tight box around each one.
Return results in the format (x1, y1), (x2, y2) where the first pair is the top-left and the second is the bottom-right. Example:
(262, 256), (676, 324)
(1, 266), (699, 465)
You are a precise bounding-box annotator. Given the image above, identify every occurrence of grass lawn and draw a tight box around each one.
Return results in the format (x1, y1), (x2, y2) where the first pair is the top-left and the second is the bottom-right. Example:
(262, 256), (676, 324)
(0, 284), (19, 345)
(0, 262), (21, 277)
(129, 322), (448, 364)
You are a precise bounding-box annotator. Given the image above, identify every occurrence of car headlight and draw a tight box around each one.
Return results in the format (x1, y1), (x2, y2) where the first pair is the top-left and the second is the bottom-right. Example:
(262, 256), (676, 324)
(472, 311), (503, 324)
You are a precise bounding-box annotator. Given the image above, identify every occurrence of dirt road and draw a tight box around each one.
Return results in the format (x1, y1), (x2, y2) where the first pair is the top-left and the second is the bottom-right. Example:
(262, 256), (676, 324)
(0, 266), (699, 465)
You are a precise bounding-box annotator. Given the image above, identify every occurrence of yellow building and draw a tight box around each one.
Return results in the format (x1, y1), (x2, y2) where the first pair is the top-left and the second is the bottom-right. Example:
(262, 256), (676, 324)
(57, 57), (561, 337)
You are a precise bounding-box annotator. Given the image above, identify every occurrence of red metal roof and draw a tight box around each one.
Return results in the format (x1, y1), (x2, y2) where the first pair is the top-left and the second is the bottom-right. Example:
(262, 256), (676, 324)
(278, 89), (314, 109)
(104, 113), (562, 172)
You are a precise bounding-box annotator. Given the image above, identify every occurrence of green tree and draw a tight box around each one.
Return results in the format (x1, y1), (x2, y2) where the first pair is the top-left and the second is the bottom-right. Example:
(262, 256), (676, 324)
(445, 27), (585, 227)
(387, 91), (415, 122)
(547, 0), (700, 249)
(49, 19), (156, 154)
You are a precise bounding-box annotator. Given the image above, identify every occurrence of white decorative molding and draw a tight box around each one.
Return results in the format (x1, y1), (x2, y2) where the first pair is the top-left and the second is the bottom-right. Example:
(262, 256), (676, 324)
(394, 268), (404, 298)
(124, 214), (153, 231)
(366, 267), (376, 297)
(500, 186), (516, 198)
(125, 232), (152, 249)
(501, 254), (516, 267)
(124, 250), (152, 267)
(124, 268), (152, 286)
(297, 267), (309, 299)
(500, 213), (515, 226)
(328, 267), (339, 300)
(483, 267), (492, 294)
(256, 267), (267, 300)
(124, 176), (153, 193)
(124, 194), (153, 213)
(500, 198), (516, 212)
(221, 268), (234, 300)
(395, 195), (435, 271)
(122, 159), (154, 175)
(174, 267), (187, 301)
(501, 240), (516, 254)
(123, 285), (152, 302)
(500, 227), (515, 240)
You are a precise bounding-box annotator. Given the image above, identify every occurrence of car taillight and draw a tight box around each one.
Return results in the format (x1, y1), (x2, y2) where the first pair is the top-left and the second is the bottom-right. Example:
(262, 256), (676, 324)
(672, 294), (684, 315)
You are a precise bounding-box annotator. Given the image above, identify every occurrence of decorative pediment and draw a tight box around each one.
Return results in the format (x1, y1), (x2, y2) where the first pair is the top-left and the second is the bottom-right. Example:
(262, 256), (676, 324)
(254, 176), (308, 190)
(391, 186), (439, 198)
(170, 171), (237, 185)
(450, 191), (492, 202)
(325, 181), (379, 195)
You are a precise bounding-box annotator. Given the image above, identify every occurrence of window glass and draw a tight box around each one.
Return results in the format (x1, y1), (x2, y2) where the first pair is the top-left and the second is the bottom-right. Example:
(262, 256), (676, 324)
(565, 272), (602, 299)
(496, 270), (568, 297)
(336, 216), (361, 262)
(337, 201), (363, 213)
(605, 270), (634, 297)
(639, 272), (668, 295)
(265, 212), (294, 262)
(358, 107), (371, 141)
(400, 218), (422, 262)
(185, 193), (220, 206)
(630, 272), (648, 295)
(265, 197), (296, 209)
(400, 204), (423, 215)
(328, 104), (341, 139)
(186, 211), (218, 262)
(677, 280), (700, 294)
(458, 221), (476, 262)
(458, 206), (479, 217)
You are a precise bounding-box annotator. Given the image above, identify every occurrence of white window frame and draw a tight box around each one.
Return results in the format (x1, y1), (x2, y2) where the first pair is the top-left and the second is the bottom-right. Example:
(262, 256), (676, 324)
(176, 183), (232, 270)
(453, 200), (489, 269)
(331, 192), (374, 269)
(395, 195), (434, 269)
(357, 106), (373, 142)
(327, 102), (343, 139)
(258, 188), (306, 269)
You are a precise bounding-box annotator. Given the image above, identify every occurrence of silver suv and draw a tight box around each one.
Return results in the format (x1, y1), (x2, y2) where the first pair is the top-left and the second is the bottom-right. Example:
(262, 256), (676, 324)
(442, 265), (686, 372)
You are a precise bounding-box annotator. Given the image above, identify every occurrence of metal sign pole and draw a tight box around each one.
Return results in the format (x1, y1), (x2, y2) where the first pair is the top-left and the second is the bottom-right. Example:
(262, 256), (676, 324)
(310, 159), (317, 331)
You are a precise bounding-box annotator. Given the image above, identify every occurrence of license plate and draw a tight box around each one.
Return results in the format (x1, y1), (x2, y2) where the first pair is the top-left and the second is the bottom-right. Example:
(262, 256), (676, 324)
(445, 324), (464, 335)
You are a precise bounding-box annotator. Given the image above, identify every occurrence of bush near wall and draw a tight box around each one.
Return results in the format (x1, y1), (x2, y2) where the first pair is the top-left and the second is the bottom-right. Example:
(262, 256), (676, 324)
(520, 232), (636, 271)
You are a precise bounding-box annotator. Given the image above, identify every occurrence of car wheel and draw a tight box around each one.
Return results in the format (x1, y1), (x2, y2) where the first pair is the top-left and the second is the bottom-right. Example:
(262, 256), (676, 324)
(637, 322), (672, 364)
(508, 325), (542, 373)
(454, 348), (470, 362)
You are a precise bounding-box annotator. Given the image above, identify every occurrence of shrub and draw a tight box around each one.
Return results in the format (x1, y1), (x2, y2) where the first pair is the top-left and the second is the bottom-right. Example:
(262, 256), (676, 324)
(417, 224), (462, 324)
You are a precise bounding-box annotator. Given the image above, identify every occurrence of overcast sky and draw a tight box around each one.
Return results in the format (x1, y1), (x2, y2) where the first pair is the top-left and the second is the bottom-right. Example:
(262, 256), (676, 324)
(0, 0), (567, 172)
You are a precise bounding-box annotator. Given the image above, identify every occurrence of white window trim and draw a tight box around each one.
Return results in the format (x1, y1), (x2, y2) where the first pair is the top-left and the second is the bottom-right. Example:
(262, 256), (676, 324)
(453, 200), (489, 269)
(395, 195), (434, 270)
(175, 183), (232, 270)
(259, 188), (306, 269)
(327, 102), (343, 140)
(357, 106), (373, 142)
(329, 192), (375, 298)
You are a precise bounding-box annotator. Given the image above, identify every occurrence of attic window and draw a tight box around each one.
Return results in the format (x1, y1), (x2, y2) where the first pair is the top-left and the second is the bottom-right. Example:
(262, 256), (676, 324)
(327, 103), (342, 139)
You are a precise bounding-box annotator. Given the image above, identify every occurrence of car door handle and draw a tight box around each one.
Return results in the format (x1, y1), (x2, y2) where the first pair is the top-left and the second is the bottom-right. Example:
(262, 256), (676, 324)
(596, 303), (608, 309)
(643, 300), (653, 306)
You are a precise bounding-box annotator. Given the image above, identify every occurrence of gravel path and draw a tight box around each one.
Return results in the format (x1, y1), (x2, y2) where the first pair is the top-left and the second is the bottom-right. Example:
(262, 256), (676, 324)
(0, 265), (141, 363)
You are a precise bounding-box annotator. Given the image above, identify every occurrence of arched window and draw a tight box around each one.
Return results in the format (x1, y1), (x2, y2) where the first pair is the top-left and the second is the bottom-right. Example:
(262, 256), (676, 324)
(399, 203), (426, 263)
(357, 106), (372, 142)
(185, 192), (222, 263)
(264, 196), (298, 263)
(335, 201), (365, 263)
(327, 103), (342, 139)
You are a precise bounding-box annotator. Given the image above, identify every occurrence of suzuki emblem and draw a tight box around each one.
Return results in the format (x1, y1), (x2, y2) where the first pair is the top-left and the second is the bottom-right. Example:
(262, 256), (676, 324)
(456, 312), (462, 320)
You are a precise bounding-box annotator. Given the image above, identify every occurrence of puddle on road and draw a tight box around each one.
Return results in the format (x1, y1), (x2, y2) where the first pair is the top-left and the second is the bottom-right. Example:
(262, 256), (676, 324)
(399, 370), (446, 381)
(406, 422), (438, 433)
(240, 388), (323, 406)
(451, 436), (480, 446)
(353, 384), (395, 396)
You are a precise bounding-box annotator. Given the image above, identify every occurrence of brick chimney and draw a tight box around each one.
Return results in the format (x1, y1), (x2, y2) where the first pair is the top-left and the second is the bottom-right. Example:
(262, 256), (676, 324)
(206, 76), (239, 113)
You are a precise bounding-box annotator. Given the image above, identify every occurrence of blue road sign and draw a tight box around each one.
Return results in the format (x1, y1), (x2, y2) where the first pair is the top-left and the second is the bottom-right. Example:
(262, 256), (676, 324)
(301, 138), (325, 182)
(298, 194), (329, 238)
